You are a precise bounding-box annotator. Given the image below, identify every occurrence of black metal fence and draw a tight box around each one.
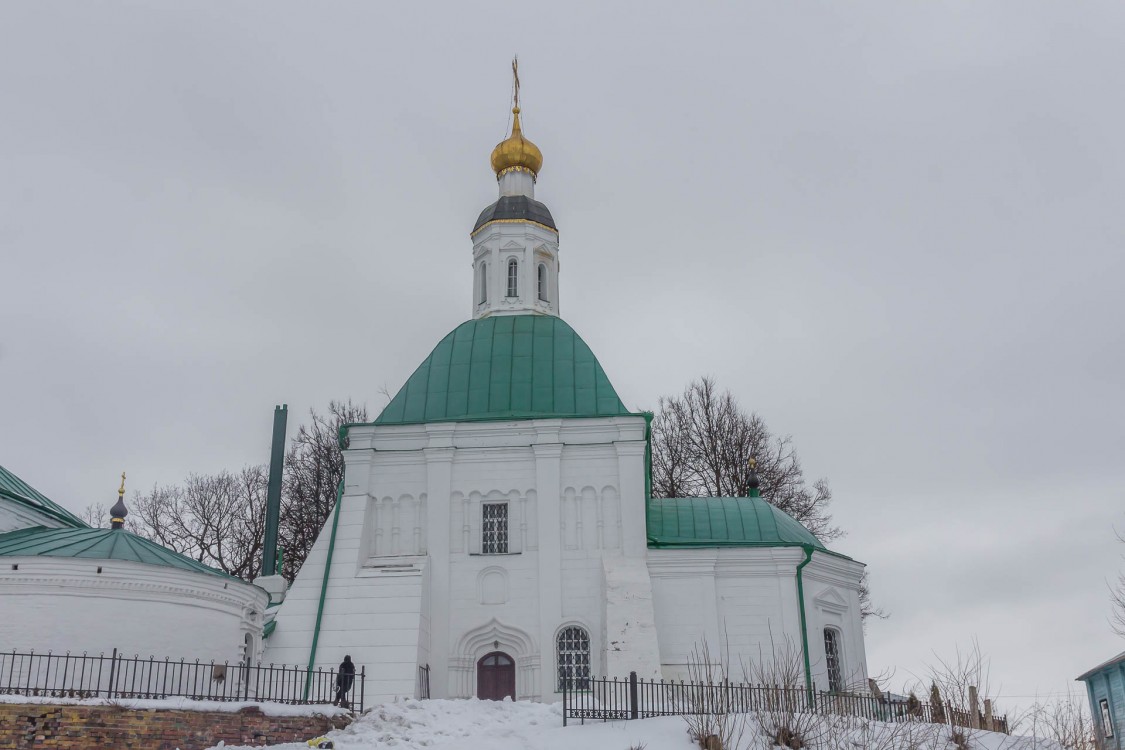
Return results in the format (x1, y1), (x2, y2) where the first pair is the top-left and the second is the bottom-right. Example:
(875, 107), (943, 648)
(417, 664), (431, 699)
(0, 649), (365, 713)
(563, 672), (1007, 734)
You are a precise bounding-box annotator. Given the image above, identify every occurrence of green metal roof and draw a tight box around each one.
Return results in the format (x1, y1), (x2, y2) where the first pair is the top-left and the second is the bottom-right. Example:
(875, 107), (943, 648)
(375, 315), (632, 425)
(0, 464), (88, 528)
(647, 496), (827, 551)
(0, 526), (232, 578)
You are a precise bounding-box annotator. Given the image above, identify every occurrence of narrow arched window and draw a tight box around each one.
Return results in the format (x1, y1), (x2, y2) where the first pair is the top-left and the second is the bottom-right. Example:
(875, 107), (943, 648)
(557, 626), (591, 691)
(479, 263), (488, 304)
(537, 263), (548, 302)
(824, 628), (843, 692)
(243, 632), (254, 670)
(507, 259), (519, 297)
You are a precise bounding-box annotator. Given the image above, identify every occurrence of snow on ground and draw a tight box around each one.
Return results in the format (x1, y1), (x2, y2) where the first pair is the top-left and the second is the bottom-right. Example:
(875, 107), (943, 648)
(207, 698), (1061, 750)
(0, 692), (351, 717)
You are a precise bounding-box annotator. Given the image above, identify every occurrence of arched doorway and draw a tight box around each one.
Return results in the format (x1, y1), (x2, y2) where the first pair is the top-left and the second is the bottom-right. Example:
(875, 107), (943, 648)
(476, 651), (515, 700)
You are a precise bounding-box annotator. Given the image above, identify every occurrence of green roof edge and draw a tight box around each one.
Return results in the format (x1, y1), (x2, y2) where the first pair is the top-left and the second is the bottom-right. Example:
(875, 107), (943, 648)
(0, 465), (89, 529)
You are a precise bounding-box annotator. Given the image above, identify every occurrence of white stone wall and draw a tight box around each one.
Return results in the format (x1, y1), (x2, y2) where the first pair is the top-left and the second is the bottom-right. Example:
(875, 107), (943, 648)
(264, 414), (658, 704)
(264, 410), (871, 704)
(0, 557), (266, 667)
(802, 553), (870, 692)
(648, 548), (868, 691)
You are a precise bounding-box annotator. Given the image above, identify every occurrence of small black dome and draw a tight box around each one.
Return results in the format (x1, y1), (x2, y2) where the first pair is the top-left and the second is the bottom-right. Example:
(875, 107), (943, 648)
(473, 196), (556, 233)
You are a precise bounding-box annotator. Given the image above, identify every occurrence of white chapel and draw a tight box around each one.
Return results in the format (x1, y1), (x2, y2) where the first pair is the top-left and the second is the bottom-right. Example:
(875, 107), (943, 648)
(263, 76), (870, 704)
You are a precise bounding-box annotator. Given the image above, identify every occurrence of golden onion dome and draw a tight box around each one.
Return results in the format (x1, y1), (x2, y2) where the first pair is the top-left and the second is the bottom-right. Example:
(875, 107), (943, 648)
(490, 107), (543, 177)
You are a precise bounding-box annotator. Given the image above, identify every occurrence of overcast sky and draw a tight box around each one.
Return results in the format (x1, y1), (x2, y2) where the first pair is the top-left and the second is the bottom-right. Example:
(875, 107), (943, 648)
(2, 1), (1123, 711)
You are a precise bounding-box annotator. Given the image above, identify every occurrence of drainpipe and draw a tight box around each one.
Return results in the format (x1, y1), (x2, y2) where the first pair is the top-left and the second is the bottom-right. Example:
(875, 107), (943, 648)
(303, 479), (345, 699)
(744, 460), (815, 704)
(795, 544), (815, 707)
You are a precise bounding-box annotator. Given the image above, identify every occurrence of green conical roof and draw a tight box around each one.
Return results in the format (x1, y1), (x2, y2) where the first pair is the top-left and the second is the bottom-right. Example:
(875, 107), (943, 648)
(646, 496), (828, 551)
(0, 464), (87, 528)
(0, 526), (233, 578)
(375, 315), (633, 425)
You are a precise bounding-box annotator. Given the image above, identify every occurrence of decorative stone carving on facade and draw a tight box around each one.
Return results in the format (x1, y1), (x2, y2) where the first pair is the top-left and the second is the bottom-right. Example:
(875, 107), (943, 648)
(368, 493), (427, 557)
(450, 618), (539, 700)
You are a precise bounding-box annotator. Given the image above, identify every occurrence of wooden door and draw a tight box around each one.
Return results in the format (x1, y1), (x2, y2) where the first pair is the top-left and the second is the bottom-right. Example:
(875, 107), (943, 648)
(476, 651), (515, 700)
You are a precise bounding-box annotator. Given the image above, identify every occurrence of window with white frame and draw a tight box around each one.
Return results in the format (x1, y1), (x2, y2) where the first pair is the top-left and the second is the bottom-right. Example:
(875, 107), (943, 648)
(824, 628), (843, 692)
(537, 263), (548, 301)
(482, 502), (508, 554)
(479, 263), (488, 304)
(556, 626), (591, 691)
(506, 259), (519, 297)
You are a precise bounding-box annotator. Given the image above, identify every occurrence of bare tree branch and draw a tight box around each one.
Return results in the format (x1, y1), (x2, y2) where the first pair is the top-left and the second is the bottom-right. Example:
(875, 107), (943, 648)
(279, 399), (368, 581)
(652, 376), (842, 541)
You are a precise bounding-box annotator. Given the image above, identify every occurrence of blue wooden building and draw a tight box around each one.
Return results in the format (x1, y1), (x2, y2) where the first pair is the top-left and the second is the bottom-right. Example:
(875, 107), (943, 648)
(1079, 651), (1125, 750)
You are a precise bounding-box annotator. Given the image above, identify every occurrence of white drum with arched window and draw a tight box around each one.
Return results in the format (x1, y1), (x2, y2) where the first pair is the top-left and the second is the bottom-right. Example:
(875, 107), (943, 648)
(556, 626), (591, 691)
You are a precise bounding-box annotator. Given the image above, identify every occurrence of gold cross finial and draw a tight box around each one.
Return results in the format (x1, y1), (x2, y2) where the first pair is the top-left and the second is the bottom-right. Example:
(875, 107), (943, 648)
(118, 471), (126, 496)
(748, 457), (757, 471)
(512, 56), (521, 112)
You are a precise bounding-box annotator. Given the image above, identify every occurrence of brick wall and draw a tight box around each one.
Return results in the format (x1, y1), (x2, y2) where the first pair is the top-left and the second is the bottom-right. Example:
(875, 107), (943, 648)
(0, 702), (351, 749)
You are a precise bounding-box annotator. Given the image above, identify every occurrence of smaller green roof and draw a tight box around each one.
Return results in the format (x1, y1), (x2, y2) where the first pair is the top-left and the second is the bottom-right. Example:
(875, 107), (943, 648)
(0, 465), (88, 528)
(647, 496), (827, 551)
(0, 526), (232, 579)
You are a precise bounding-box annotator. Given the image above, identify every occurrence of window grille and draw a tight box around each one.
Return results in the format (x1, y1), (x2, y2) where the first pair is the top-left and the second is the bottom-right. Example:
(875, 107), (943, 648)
(482, 503), (508, 554)
(557, 626), (591, 691)
(824, 628), (843, 692)
(537, 263), (548, 301)
(507, 259), (519, 297)
(479, 263), (488, 304)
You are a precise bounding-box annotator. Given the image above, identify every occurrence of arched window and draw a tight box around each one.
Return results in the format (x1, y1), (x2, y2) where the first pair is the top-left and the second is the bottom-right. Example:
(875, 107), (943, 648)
(556, 625), (591, 691)
(823, 628), (843, 692)
(537, 263), (548, 301)
(507, 259), (519, 298)
(479, 263), (488, 304)
(243, 632), (254, 670)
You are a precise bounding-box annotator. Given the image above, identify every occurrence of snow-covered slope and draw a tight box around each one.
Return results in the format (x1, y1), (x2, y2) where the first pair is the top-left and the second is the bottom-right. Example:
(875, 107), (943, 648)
(209, 698), (1058, 750)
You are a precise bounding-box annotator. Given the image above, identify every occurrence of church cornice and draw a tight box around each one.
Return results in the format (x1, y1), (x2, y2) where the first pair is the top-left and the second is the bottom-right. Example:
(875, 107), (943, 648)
(471, 218), (558, 239)
(0, 572), (265, 616)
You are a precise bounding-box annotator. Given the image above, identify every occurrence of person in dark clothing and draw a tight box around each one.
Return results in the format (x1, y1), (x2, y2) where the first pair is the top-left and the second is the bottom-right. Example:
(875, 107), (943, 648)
(333, 655), (355, 707)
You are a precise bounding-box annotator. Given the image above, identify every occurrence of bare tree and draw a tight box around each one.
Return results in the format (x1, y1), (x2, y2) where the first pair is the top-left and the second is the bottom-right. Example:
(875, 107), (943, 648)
(859, 571), (890, 624)
(652, 376), (841, 542)
(80, 502), (108, 528)
(923, 638), (1013, 741)
(1112, 531), (1125, 639)
(1024, 695), (1097, 750)
(279, 399), (368, 581)
(129, 465), (268, 581)
(682, 638), (750, 750)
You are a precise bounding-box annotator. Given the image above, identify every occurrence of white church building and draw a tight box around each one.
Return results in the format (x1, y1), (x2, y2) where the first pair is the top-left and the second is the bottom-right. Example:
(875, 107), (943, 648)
(263, 86), (869, 704)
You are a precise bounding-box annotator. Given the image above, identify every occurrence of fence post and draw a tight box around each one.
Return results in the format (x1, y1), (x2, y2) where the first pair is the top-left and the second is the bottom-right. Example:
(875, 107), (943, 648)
(562, 672), (567, 727)
(359, 666), (365, 713)
(106, 648), (118, 700)
(983, 698), (993, 731)
(629, 671), (639, 720)
(969, 686), (981, 729)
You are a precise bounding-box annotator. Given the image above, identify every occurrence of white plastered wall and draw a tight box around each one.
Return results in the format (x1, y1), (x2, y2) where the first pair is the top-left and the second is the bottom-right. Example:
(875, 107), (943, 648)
(264, 414), (660, 704)
(648, 547), (868, 691)
(0, 557), (267, 671)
